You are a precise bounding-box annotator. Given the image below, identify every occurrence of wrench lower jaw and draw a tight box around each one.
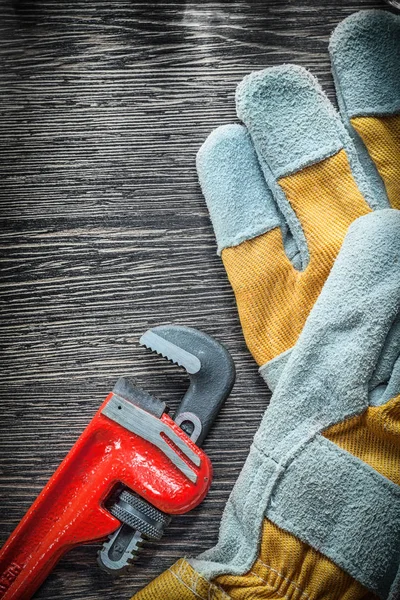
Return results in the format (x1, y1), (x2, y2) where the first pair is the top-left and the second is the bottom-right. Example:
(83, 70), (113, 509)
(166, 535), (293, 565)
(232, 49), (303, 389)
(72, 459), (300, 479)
(97, 526), (145, 575)
(98, 490), (171, 575)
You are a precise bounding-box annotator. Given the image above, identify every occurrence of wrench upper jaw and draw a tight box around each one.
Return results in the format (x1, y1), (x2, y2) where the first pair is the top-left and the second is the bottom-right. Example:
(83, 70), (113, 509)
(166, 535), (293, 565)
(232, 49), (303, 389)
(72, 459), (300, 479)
(112, 376), (167, 418)
(140, 329), (201, 374)
(139, 325), (236, 446)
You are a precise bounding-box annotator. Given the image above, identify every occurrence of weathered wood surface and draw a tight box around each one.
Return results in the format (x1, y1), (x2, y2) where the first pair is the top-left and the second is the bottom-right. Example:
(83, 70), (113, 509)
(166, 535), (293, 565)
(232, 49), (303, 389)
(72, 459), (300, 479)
(0, 0), (388, 598)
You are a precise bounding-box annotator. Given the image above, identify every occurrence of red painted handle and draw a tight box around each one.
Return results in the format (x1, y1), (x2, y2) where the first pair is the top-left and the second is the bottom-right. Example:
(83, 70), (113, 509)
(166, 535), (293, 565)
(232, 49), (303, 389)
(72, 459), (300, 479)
(0, 392), (212, 599)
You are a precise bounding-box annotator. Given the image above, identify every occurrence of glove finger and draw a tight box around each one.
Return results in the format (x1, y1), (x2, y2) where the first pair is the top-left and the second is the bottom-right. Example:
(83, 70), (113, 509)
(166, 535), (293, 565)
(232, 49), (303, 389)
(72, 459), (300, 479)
(197, 124), (306, 365)
(197, 123), (285, 257)
(235, 65), (381, 269)
(330, 9), (400, 209)
(264, 209), (400, 441)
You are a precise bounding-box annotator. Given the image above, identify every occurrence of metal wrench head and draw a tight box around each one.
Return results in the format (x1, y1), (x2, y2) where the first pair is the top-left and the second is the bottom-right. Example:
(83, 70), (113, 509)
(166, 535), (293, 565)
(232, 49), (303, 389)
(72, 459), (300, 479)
(140, 325), (236, 445)
(98, 325), (235, 575)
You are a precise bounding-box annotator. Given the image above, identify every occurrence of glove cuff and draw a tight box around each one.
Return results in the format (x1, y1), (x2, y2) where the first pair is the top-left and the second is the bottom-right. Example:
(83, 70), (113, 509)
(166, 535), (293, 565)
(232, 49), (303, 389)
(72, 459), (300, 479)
(131, 558), (228, 600)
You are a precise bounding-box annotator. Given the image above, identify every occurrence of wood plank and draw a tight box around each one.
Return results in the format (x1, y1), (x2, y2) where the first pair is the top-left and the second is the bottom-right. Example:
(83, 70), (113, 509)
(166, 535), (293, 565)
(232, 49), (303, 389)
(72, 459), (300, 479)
(0, 1), (386, 597)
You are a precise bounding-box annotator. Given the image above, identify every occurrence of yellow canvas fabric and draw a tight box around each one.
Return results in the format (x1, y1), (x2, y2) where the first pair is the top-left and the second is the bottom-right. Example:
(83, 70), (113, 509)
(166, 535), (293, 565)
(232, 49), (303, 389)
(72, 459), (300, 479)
(221, 149), (371, 366)
(324, 393), (400, 485)
(132, 521), (376, 600)
(350, 114), (400, 210)
(132, 394), (400, 600)
(214, 520), (376, 600)
(132, 558), (229, 600)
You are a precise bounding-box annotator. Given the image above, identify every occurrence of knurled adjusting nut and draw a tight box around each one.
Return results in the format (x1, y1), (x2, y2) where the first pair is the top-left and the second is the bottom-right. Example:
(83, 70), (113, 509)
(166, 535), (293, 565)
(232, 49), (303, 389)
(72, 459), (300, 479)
(110, 490), (171, 541)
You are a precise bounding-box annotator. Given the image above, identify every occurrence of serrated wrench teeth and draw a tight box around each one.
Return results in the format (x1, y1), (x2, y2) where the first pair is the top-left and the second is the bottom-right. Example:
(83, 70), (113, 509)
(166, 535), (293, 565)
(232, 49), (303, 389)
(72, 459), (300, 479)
(139, 324), (236, 446)
(139, 330), (201, 375)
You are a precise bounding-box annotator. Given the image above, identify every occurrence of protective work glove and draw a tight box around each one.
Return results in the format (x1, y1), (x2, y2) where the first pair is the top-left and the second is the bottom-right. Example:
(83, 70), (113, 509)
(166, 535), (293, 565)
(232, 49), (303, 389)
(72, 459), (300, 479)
(131, 11), (400, 600)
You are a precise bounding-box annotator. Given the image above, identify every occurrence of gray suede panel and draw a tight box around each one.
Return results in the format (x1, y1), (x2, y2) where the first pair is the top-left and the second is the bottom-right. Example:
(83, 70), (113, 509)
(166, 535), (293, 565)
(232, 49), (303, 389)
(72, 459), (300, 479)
(377, 356), (400, 408)
(190, 210), (400, 598)
(235, 65), (343, 179)
(196, 124), (282, 255)
(262, 312), (400, 398)
(330, 10), (400, 118)
(370, 315), (400, 404)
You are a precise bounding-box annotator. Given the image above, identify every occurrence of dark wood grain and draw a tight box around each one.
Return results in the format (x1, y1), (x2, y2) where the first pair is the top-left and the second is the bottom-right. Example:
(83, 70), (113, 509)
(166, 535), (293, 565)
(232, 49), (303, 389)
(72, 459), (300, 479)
(0, 1), (389, 598)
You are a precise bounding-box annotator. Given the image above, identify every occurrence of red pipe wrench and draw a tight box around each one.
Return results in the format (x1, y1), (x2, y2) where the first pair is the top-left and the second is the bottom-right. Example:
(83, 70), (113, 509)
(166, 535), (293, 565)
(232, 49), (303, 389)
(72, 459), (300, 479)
(0, 325), (235, 599)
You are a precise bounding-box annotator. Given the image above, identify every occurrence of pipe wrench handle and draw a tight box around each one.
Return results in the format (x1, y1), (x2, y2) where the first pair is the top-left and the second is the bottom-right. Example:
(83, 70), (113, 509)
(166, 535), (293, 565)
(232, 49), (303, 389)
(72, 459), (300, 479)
(0, 403), (122, 600)
(0, 391), (212, 600)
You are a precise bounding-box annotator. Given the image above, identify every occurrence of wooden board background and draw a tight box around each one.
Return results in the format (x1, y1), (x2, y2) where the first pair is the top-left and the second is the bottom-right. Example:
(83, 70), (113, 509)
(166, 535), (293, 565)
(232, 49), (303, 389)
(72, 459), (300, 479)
(0, 1), (390, 598)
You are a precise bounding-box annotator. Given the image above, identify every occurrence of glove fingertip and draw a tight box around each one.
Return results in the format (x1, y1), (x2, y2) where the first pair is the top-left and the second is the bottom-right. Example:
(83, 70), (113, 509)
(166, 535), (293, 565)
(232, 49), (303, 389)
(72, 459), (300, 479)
(197, 123), (282, 255)
(329, 9), (400, 118)
(235, 64), (343, 180)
